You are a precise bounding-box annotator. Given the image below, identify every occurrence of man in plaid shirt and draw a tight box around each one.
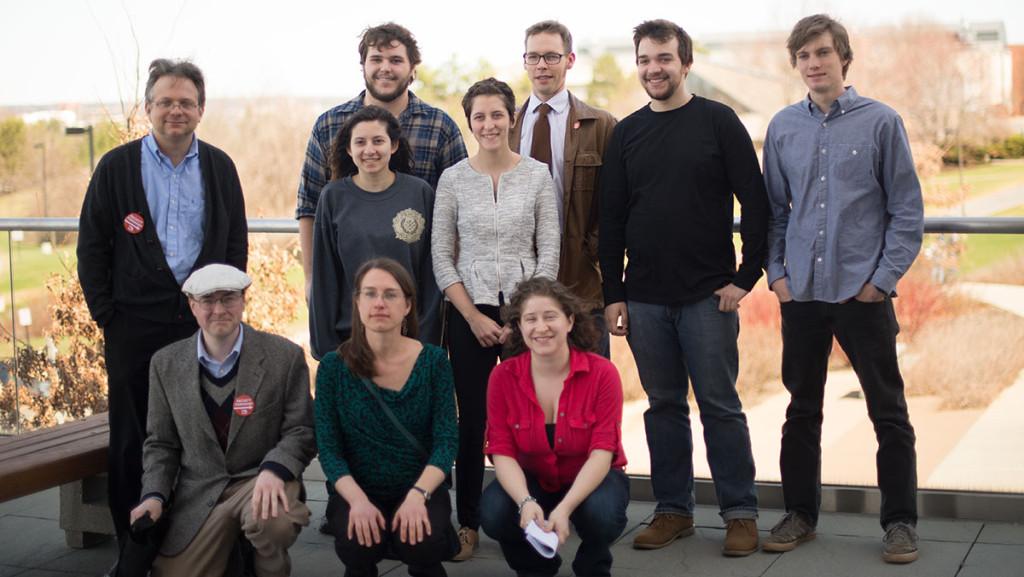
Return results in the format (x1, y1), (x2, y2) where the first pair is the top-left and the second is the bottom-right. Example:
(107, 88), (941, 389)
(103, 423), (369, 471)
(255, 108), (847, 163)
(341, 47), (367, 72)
(296, 22), (467, 296)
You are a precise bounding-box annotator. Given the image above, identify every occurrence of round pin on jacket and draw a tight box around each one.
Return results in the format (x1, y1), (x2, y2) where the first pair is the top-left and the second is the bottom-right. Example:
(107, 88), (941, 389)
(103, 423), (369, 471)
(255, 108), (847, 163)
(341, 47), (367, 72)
(123, 212), (145, 234)
(233, 394), (255, 417)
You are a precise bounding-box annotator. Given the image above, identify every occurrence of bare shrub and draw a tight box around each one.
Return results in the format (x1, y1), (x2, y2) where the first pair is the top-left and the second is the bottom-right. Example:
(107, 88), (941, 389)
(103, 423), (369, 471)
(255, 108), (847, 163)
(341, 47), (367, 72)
(0, 240), (300, 432)
(243, 237), (302, 336)
(904, 307), (1024, 408)
(894, 267), (972, 339)
(736, 323), (783, 405)
(200, 100), (312, 218)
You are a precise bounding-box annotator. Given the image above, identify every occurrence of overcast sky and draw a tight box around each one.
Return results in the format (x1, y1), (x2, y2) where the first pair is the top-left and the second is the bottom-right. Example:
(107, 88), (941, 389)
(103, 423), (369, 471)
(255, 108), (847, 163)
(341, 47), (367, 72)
(1, 0), (1020, 106)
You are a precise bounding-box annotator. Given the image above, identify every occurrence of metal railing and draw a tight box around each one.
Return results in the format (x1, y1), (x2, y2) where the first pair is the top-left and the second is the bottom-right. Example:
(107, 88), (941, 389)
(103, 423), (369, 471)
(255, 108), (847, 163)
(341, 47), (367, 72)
(2, 216), (1024, 521)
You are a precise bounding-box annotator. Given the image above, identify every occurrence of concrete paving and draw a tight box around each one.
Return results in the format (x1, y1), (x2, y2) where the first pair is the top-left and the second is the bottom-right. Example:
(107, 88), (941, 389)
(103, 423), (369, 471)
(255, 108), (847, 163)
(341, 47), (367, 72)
(2, 480), (1022, 577)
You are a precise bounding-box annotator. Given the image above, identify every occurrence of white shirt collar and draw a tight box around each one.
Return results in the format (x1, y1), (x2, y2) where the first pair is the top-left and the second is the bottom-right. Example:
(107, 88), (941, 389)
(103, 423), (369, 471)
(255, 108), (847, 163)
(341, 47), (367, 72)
(529, 89), (570, 115)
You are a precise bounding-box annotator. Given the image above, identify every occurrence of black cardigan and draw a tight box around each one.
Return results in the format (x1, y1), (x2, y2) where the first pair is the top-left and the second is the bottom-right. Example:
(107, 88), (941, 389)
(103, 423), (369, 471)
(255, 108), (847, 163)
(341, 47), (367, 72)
(77, 138), (248, 326)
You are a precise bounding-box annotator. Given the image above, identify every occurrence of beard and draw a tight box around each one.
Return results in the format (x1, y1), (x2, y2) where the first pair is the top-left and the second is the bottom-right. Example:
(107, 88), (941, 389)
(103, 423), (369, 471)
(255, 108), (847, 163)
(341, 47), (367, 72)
(642, 74), (679, 101)
(365, 72), (413, 103)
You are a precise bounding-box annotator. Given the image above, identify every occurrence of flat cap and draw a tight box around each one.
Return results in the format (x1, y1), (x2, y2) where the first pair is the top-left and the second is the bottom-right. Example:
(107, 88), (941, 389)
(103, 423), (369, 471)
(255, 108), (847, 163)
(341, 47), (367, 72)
(182, 264), (251, 297)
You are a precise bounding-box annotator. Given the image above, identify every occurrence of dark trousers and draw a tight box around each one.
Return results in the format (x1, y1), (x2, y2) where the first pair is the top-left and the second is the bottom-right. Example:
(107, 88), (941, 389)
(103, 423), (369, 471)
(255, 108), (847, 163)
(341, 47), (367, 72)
(103, 311), (196, 540)
(445, 303), (502, 530)
(779, 299), (917, 528)
(330, 490), (458, 577)
(479, 469), (629, 577)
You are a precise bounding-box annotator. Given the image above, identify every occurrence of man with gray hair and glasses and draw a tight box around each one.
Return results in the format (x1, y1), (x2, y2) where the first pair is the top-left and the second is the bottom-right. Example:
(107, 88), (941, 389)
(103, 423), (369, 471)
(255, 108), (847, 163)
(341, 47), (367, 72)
(77, 58), (248, 558)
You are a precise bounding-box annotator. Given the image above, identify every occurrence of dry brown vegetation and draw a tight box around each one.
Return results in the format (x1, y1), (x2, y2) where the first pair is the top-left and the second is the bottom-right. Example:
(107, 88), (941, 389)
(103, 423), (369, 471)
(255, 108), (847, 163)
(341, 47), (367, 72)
(904, 305), (1024, 408)
(967, 251), (1024, 285)
(0, 239), (300, 432)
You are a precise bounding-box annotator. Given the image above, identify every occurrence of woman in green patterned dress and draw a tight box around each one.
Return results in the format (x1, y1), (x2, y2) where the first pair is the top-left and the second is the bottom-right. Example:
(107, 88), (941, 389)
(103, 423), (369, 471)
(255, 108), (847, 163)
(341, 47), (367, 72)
(314, 257), (459, 577)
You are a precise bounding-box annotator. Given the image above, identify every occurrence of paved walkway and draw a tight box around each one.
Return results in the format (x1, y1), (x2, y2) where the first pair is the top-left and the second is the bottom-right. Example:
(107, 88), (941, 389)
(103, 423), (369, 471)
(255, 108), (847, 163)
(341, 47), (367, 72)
(2, 478), (1023, 577)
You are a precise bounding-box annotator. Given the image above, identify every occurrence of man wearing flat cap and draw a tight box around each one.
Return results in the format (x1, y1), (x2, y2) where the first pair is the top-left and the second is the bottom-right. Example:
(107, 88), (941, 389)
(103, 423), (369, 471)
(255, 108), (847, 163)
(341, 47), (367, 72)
(130, 264), (315, 576)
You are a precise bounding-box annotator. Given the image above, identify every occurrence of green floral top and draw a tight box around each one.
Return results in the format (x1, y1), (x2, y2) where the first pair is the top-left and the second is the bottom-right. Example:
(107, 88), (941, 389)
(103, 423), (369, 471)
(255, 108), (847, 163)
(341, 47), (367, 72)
(314, 344), (457, 501)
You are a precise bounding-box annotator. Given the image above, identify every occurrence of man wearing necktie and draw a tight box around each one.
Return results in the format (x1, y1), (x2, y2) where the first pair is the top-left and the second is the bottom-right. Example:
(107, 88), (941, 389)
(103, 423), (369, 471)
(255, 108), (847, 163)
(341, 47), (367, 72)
(510, 20), (617, 358)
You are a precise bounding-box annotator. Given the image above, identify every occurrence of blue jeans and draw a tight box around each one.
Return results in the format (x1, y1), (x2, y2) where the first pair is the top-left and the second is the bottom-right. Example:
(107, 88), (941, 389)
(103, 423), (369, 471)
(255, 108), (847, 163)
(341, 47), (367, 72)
(480, 469), (629, 577)
(626, 297), (757, 520)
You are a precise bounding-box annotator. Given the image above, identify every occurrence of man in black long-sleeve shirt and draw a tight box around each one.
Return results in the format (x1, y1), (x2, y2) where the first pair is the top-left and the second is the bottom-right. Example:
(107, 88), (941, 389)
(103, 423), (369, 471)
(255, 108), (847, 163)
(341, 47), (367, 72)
(598, 20), (769, 557)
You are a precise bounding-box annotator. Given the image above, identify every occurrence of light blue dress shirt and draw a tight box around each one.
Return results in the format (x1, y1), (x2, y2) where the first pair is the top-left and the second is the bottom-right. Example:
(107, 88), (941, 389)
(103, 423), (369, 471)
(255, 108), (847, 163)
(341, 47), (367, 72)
(197, 324), (244, 377)
(141, 133), (205, 285)
(763, 87), (924, 303)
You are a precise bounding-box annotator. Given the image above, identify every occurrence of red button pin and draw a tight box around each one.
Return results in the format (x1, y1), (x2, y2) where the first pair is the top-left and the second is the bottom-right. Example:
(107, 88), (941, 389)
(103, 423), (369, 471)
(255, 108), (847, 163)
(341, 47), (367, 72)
(233, 394), (255, 417)
(123, 212), (145, 234)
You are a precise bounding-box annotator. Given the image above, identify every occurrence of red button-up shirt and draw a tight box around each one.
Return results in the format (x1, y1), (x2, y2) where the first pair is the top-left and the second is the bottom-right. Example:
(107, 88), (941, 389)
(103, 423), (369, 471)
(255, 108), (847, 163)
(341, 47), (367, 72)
(485, 348), (628, 493)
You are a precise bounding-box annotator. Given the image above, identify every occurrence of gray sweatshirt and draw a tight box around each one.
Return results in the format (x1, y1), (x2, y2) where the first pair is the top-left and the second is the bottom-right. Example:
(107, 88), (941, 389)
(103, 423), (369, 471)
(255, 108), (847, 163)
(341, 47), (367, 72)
(309, 173), (442, 358)
(432, 157), (560, 305)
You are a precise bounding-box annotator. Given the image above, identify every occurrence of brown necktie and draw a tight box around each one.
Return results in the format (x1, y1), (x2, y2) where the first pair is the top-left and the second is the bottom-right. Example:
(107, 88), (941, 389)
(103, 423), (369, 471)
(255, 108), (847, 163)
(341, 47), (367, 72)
(530, 103), (552, 174)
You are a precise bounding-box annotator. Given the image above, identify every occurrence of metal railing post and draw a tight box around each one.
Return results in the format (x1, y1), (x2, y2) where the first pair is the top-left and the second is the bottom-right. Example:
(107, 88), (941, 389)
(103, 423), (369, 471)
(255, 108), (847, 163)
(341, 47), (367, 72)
(7, 230), (20, 435)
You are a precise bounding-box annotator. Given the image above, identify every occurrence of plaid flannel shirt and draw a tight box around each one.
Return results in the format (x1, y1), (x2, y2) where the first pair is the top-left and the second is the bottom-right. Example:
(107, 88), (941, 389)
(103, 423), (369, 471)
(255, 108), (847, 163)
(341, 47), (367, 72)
(296, 90), (467, 219)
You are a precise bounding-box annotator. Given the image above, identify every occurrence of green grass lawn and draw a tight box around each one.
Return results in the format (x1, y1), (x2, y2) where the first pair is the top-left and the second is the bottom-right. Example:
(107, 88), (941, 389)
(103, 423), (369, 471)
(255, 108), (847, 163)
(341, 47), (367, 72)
(926, 159), (1024, 200)
(0, 233), (74, 295)
(959, 205), (1024, 273)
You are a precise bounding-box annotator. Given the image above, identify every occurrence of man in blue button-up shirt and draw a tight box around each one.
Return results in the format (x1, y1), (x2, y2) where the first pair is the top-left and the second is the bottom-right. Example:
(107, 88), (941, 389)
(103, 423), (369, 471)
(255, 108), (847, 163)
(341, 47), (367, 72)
(762, 15), (923, 564)
(77, 59), (248, 554)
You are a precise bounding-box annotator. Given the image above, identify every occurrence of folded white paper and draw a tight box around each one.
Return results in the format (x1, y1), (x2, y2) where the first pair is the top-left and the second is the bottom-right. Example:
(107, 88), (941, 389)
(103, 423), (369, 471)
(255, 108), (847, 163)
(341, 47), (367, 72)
(524, 520), (559, 558)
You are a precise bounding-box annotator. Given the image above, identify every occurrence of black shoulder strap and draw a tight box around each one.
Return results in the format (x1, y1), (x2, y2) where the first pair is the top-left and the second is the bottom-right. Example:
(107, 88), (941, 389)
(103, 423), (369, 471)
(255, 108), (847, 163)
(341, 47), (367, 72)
(360, 376), (429, 460)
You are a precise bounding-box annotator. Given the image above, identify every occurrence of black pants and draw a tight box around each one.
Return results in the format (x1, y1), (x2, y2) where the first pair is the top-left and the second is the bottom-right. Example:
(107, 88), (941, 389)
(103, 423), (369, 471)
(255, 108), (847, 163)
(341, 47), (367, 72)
(103, 311), (196, 539)
(330, 490), (458, 577)
(445, 303), (502, 530)
(779, 299), (917, 528)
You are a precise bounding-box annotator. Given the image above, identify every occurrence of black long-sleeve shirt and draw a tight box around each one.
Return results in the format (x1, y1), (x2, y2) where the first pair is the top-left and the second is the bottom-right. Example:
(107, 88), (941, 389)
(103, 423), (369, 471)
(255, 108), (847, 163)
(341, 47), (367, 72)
(598, 96), (769, 306)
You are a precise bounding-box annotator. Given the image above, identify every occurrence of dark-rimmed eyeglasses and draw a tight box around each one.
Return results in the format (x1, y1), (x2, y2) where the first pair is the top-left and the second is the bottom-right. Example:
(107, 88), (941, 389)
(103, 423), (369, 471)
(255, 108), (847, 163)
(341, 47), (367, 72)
(153, 99), (199, 112)
(193, 292), (243, 310)
(523, 52), (565, 65)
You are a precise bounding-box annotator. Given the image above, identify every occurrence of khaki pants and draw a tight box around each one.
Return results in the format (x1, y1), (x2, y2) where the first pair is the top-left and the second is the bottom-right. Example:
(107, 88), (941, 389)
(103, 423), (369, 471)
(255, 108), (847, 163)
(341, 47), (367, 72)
(153, 476), (310, 577)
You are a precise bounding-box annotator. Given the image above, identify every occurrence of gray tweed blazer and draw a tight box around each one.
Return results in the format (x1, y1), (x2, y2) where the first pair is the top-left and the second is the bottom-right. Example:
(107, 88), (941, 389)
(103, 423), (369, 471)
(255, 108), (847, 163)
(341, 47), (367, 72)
(140, 324), (315, 556)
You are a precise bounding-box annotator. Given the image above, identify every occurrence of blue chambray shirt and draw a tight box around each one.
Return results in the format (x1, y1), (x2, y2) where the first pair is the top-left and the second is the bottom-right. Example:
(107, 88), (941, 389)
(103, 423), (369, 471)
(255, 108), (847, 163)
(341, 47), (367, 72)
(295, 90), (467, 219)
(141, 133), (205, 285)
(763, 87), (923, 303)
(197, 324), (244, 377)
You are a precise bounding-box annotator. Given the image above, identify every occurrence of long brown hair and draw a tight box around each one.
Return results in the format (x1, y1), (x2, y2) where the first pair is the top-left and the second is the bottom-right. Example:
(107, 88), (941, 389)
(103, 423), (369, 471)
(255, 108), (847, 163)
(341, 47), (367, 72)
(328, 105), (414, 180)
(502, 277), (598, 357)
(339, 258), (419, 378)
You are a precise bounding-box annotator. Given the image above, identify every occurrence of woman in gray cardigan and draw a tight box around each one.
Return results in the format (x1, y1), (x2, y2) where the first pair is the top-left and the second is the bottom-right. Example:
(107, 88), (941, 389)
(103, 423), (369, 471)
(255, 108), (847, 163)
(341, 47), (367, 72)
(431, 77), (560, 561)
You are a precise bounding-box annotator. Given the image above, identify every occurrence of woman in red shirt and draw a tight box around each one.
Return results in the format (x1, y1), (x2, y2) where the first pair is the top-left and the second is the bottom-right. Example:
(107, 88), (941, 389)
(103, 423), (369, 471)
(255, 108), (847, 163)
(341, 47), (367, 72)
(480, 277), (629, 577)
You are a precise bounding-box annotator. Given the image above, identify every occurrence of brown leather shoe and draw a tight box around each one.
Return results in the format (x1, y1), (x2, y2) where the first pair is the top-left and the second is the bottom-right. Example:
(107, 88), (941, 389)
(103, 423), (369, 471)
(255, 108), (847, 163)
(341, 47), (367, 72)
(632, 513), (695, 550)
(451, 527), (478, 562)
(722, 518), (759, 556)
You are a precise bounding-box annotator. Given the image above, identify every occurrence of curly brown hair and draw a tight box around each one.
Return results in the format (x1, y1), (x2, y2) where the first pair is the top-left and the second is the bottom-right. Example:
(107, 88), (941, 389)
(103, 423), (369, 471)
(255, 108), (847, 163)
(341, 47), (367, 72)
(502, 277), (598, 357)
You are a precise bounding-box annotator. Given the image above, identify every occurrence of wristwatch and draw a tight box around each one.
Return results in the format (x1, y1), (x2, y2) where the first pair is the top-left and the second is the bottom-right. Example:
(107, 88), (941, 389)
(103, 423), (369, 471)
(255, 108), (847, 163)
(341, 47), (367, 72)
(410, 485), (431, 501)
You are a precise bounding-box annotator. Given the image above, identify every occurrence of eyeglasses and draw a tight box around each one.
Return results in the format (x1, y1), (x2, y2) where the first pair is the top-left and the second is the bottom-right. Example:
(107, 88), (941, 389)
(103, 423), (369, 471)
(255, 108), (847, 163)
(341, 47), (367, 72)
(523, 52), (565, 65)
(193, 292), (243, 310)
(153, 99), (199, 112)
(358, 288), (404, 303)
